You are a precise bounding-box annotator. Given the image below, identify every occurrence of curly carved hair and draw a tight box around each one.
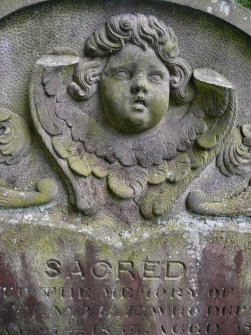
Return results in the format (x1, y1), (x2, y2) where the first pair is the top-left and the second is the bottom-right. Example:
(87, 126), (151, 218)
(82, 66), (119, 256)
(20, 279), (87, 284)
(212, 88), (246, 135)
(68, 14), (193, 104)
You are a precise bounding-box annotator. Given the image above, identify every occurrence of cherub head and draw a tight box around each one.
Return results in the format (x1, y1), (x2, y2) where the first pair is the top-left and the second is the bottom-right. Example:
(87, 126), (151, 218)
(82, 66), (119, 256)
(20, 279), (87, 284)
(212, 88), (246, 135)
(68, 14), (193, 134)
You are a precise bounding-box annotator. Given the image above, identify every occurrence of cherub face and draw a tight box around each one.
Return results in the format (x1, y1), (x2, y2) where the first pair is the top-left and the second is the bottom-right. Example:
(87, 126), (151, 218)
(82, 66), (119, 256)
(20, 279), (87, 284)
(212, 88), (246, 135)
(100, 44), (170, 134)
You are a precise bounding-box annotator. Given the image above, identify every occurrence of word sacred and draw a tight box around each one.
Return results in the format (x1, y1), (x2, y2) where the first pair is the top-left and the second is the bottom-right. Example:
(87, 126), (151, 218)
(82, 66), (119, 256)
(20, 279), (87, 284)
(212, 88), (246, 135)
(45, 259), (187, 280)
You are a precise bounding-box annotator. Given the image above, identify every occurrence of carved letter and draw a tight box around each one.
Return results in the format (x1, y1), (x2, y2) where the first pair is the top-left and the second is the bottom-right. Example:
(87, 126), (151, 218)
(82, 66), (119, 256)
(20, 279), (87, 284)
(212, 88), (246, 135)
(67, 261), (85, 280)
(45, 259), (61, 278)
(166, 262), (186, 280)
(143, 261), (161, 278)
(92, 261), (112, 278)
(118, 261), (135, 279)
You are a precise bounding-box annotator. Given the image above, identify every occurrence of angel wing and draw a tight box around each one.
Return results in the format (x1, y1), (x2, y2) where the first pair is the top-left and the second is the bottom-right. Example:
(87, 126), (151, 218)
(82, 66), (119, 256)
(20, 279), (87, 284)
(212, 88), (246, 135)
(188, 124), (251, 217)
(186, 72), (251, 218)
(140, 68), (238, 219)
(30, 55), (107, 215)
(216, 125), (251, 176)
(188, 68), (237, 166)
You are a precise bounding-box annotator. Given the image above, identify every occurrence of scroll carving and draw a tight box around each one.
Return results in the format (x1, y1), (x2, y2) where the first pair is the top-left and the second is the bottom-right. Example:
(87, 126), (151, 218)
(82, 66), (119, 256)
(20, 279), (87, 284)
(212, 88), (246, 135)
(29, 14), (240, 219)
(217, 125), (251, 176)
(0, 108), (31, 164)
(187, 184), (251, 217)
(0, 108), (58, 209)
(0, 178), (58, 209)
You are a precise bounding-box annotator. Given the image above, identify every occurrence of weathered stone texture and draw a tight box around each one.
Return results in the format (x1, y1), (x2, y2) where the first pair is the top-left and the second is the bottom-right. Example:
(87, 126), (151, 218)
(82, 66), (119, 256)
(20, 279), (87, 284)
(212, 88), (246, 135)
(0, 1), (250, 334)
(0, 219), (250, 335)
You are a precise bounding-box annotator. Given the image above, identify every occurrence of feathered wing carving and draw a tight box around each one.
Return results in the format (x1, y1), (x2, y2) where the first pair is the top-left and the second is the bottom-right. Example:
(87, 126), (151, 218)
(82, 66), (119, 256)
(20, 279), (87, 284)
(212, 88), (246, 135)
(30, 58), (237, 219)
(188, 124), (251, 217)
(216, 125), (251, 176)
(30, 55), (105, 215)
(188, 68), (237, 167)
(140, 68), (238, 219)
(185, 70), (251, 218)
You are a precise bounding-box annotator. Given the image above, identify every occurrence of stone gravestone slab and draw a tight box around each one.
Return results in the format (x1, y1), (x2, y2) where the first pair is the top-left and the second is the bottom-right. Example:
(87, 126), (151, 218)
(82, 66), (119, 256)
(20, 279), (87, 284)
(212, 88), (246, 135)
(0, 0), (250, 334)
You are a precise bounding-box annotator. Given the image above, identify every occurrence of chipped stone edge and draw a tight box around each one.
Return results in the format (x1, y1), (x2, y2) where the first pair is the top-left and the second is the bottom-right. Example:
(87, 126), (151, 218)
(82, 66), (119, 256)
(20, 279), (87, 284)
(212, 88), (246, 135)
(0, 0), (250, 36)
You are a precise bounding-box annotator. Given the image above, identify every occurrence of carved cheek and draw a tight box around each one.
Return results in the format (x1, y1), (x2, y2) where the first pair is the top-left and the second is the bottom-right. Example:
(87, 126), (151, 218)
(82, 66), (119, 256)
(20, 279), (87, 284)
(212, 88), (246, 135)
(100, 77), (116, 107)
(151, 83), (169, 103)
(159, 84), (170, 104)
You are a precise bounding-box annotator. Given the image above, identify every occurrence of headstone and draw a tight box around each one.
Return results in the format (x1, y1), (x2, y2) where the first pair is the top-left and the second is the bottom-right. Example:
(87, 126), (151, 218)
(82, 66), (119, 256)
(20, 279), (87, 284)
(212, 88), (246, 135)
(0, 1), (250, 334)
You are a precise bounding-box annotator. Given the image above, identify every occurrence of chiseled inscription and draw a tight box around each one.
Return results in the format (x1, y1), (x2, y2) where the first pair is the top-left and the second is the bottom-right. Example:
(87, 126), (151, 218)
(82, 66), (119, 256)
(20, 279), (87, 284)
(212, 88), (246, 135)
(0, 279), (250, 335)
(1, 323), (251, 335)
(1, 285), (250, 334)
(44, 259), (186, 280)
(0, 326), (110, 335)
(0, 286), (196, 301)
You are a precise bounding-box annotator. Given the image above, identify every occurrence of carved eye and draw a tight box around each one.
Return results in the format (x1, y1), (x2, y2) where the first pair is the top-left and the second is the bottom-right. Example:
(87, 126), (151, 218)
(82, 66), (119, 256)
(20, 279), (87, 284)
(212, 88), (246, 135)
(114, 70), (130, 79)
(0, 125), (6, 136)
(149, 73), (164, 82)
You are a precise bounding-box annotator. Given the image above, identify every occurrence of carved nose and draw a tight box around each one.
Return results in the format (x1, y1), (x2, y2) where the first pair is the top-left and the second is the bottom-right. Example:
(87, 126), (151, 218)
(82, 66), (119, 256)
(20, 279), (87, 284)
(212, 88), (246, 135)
(131, 77), (148, 94)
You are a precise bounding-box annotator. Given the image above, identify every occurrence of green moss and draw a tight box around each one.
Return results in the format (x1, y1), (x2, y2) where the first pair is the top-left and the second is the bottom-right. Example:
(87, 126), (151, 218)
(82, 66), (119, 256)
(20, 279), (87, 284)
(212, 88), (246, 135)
(234, 0), (251, 10)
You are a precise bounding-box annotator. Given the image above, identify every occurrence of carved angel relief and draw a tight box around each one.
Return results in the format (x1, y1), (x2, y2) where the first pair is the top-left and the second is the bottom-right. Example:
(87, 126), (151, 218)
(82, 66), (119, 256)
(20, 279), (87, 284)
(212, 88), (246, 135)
(29, 14), (239, 219)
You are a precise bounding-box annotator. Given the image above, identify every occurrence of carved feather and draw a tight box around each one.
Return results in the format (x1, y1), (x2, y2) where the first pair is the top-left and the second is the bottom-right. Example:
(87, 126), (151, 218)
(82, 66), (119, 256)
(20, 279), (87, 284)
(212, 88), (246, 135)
(108, 166), (148, 199)
(140, 183), (178, 219)
(68, 156), (91, 177)
(153, 183), (179, 217)
(242, 124), (251, 147)
(194, 68), (237, 150)
(187, 68), (237, 168)
(34, 76), (64, 136)
(149, 153), (191, 184)
(30, 55), (106, 214)
(56, 100), (106, 145)
(52, 136), (91, 177)
(70, 175), (104, 215)
(88, 156), (109, 178)
(33, 55), (80, 136)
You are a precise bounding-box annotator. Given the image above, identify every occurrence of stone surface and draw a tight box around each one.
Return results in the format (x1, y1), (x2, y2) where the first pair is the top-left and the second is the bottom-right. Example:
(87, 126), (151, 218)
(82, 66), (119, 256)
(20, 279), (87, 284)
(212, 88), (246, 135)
(0, 0), (250, 334)
(0, 218), (251, 334)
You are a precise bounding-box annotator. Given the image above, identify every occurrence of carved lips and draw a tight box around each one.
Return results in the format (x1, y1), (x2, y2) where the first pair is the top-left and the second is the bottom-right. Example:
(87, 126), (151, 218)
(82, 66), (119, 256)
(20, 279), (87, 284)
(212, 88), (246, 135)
(132, 95), (147, 112)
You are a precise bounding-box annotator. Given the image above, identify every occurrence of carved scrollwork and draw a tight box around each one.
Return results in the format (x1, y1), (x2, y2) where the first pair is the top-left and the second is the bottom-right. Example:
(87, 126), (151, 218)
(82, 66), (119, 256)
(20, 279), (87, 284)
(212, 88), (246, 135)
(216, 125), (251, 176)
(187, 184), (251, 217)
(0, 108), (58, 209)
(0, 178), (58, 209)
(0, 108), (31, 164)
